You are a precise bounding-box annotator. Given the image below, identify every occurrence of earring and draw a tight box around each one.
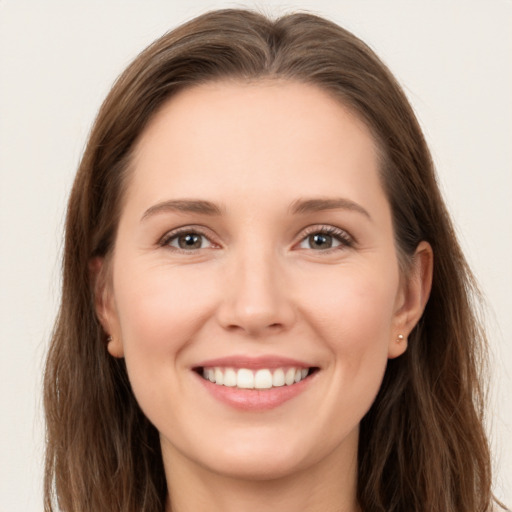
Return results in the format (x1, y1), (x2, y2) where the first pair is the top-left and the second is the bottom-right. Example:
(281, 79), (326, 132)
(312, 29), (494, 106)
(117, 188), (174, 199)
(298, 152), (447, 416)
(397, 334), (405, 343)
(106, 335), (112, 343)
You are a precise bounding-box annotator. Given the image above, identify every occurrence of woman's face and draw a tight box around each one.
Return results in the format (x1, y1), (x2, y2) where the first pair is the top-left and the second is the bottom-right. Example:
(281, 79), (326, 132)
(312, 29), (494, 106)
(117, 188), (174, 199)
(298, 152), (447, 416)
(100, 80), (424, 480)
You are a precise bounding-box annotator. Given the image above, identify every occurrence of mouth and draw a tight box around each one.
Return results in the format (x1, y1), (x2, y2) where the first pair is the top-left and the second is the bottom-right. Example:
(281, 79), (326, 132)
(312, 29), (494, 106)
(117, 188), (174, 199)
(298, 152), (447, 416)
(192, 356), (320, 410)
(194, 366), (319, 390)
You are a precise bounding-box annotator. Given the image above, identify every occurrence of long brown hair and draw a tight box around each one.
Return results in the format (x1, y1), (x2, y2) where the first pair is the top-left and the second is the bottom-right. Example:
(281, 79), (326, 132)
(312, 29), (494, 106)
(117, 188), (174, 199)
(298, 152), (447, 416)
(44, 9), (494, 511)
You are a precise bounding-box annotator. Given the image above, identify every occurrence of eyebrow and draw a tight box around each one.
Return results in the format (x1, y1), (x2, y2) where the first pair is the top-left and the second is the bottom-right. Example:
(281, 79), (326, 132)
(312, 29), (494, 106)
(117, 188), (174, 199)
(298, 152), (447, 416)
(289, 197), (372, 220)
(141, 196), (371, 221)
(141, 199), (223, 220)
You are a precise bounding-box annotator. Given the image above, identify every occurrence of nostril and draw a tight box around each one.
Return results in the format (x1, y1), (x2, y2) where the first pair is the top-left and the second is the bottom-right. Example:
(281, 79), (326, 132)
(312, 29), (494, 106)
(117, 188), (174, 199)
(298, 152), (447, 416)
(223, 321), (285, 336)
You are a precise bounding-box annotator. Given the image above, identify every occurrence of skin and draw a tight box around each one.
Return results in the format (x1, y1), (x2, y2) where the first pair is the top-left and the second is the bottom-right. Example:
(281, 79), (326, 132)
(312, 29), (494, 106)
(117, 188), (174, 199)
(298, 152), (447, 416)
(96, 80), (432, 512)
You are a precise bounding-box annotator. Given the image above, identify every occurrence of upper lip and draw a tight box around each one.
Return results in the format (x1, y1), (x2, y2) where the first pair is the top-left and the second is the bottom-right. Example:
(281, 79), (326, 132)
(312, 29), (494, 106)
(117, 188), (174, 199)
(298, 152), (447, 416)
(193, 355), (316, 370)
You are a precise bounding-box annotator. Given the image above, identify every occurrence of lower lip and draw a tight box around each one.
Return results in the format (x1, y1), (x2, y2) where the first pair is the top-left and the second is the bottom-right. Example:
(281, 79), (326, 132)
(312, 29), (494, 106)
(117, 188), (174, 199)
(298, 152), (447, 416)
(194, 372), (316, 411)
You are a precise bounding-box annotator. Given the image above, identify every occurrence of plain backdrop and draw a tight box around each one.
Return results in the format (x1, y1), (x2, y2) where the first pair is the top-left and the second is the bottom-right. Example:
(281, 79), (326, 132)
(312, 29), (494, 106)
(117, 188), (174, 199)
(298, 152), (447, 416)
(0, 1), (510, 510)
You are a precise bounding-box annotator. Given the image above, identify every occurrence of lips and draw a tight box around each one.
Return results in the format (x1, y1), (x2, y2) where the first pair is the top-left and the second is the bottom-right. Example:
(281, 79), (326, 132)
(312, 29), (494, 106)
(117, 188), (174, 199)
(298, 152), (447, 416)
(192, 356), (319, 410)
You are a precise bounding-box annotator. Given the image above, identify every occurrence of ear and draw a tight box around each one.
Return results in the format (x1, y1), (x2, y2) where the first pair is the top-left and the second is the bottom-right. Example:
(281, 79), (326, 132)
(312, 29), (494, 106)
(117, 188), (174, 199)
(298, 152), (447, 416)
(388, 241), (433, 359)
(89, 256), (124, 358)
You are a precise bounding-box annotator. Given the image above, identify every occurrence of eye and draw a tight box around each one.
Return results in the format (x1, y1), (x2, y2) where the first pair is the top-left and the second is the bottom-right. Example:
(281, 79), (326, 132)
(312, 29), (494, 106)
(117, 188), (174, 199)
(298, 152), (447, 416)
(297, 226), (353, 251)
(300, 233), (341, 250)
(161, 230), (214, 251)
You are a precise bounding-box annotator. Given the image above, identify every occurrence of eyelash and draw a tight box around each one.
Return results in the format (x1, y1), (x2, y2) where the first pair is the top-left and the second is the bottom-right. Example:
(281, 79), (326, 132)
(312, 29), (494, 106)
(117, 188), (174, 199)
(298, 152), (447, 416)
(159, 226), (216, 253)
(159, 224), (354, 254)
(298, 225), (354, 252)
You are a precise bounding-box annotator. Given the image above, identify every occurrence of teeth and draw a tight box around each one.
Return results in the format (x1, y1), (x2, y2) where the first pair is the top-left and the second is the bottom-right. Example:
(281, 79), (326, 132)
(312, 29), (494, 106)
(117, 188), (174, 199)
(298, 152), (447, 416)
(214, 368), (224, 385)
(272, 368), (285, 387)
(224, 368), (237, 387)
(201, 366), (311, 389)
(254, 369), (272, 389)
(285, 368), (295, 386)
(237, 369), (254, 389)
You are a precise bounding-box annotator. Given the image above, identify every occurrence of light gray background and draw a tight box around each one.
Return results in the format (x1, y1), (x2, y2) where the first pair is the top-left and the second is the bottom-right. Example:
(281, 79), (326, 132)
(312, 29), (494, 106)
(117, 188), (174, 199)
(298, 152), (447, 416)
(1, 1), (510, 510)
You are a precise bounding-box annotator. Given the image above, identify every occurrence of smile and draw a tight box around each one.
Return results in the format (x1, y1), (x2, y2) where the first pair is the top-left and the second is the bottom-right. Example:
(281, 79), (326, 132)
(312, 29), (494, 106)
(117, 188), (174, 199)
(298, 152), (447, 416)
(200, 366), (312, 389)
(193, 356), (319, 410)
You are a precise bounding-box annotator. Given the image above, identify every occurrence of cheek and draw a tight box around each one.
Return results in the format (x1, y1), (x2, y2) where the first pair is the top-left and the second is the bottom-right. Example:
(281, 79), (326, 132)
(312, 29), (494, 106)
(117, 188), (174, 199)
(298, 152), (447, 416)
(300, 262), (399, 346)
(113, 264), (217, 364)
(298, 262), (398, 401)
(111, 264), (221, 423)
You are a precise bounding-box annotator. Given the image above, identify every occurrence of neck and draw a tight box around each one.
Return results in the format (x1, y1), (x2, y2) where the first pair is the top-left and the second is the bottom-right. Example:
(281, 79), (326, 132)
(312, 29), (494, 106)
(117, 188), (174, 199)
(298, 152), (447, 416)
(163, 431), (360, 512)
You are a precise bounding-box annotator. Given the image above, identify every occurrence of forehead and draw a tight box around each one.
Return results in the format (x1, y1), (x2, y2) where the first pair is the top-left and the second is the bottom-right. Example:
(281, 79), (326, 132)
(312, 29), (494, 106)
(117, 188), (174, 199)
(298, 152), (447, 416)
(135, 79), (376, 158)
(127, 79), (384, 213)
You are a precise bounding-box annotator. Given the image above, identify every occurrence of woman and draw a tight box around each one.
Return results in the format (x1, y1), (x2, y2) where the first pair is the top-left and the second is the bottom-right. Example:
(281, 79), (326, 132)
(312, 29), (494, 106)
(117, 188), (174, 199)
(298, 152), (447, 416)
(43, 9), (499, 512)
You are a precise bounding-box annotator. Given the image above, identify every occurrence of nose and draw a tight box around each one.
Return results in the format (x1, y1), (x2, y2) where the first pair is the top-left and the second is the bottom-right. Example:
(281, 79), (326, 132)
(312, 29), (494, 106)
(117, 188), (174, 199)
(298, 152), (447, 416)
(216, 248), (296, 337)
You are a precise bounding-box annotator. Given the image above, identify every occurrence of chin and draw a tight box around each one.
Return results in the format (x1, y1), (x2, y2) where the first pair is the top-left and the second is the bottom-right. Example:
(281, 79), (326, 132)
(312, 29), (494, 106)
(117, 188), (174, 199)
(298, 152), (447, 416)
(203, 446), (310, 482)
(186, 422), (348, 482)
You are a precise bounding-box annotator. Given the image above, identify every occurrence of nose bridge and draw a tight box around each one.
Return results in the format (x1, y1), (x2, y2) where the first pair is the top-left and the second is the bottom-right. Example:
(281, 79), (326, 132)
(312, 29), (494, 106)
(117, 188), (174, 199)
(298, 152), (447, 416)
(218, 236), (294, 335)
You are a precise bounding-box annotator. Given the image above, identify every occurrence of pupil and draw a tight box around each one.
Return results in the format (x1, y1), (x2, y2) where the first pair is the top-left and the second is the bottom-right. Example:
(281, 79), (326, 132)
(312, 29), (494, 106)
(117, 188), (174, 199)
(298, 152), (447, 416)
(310, 233), (332, 249)
(179, 233), (201, 249)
